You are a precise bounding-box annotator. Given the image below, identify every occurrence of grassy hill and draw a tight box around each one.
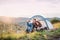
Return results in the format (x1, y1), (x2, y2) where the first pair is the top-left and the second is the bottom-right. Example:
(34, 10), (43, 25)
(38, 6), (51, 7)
(0, 22), (60, 40)
(0, 16), (60, 40)
(0, 28), (60, 40)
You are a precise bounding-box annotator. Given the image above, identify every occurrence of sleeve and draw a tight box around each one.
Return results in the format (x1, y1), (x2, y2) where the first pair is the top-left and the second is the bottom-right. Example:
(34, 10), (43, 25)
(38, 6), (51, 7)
(27, 22), (30, 26)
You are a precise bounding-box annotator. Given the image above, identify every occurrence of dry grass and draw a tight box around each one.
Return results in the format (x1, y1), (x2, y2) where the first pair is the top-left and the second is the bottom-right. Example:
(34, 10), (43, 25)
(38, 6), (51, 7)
(0, 22), (60, 40)
(53, 22), (60, 29)
(1, 22), (60, 39)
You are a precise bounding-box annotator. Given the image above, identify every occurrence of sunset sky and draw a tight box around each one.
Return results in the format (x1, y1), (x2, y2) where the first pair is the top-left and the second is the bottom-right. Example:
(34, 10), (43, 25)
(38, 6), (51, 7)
(0, 0), (60, 18)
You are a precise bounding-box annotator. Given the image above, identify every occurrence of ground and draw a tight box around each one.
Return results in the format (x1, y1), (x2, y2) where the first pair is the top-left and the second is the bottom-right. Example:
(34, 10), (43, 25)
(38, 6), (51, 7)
(0, 22), (60, 40)
(53, 22), (60, 29)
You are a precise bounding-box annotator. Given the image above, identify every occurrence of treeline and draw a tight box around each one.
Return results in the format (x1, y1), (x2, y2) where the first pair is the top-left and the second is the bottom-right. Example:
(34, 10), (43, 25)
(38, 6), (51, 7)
(50, 17), (60, 24)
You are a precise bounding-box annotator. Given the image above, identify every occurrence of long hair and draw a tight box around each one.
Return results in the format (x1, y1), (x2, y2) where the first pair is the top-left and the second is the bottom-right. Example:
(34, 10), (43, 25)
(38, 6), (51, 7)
(35, 21), (42, 27)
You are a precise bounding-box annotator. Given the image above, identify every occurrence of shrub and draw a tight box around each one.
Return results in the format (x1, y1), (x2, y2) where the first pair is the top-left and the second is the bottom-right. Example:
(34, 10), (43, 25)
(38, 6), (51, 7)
(51, 18), (60, 24)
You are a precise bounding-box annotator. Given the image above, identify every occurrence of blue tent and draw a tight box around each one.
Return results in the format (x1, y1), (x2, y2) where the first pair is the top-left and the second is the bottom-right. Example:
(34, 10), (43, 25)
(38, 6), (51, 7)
(30, 15), (54, 30)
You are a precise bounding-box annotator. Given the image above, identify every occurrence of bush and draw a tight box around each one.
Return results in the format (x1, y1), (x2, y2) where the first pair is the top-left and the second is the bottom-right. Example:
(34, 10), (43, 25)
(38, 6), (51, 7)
(51, 18), (60, 24)
(46, 28), (60, 40)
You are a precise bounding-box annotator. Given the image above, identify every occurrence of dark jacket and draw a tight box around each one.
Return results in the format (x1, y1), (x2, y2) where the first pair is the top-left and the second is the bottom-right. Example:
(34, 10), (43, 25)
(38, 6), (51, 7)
(33, 21), (42, 28)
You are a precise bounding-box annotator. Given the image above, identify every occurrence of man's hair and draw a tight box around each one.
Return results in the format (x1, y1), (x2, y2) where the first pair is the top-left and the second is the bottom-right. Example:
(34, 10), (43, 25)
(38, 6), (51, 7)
(33, 19), (36, 20)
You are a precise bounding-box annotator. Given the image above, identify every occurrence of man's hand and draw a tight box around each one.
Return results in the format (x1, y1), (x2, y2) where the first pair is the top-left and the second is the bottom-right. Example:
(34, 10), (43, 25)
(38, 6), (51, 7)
(27, 20), (30, 22)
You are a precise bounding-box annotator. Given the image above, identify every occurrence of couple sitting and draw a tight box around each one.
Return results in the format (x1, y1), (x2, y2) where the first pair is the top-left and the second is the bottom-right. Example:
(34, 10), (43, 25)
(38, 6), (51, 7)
(26, 19), (42, 33)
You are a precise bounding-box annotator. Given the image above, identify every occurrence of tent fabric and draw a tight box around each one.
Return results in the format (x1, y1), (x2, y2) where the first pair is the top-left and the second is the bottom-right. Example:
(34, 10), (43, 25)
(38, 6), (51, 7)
(30, 15), (54, 30)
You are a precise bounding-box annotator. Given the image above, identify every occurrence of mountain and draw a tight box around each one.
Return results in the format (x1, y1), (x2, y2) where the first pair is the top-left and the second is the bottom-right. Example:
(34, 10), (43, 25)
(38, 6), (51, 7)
(0, 16), (14, 23)
(14, 17), (29, 27)
(0, 16), (29, 27)
(46, 17), (60, 21)
(0, 16), (60, 27)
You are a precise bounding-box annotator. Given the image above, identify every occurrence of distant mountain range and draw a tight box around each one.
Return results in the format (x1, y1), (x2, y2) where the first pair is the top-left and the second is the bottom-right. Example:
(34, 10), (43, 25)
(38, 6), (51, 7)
(0, 16), (60, 26)
(0, 16), (29, 27)
(46, 17), (60, 21)
(0, 16), (29, 23)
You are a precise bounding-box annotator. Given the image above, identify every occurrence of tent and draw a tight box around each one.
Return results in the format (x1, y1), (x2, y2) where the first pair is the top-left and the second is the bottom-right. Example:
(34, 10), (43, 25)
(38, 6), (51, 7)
(29, 15), (54, 30)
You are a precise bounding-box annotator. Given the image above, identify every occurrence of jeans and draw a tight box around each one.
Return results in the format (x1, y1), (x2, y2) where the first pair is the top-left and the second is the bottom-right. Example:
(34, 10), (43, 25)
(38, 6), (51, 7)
(26, 22), (33, 32)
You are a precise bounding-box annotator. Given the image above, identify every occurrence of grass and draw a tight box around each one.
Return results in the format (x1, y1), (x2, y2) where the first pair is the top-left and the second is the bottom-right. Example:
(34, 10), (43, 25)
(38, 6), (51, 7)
(0, 22), (60, 40)
(53, 22), (60, 29)
(0, 29), (60, 40)
(0, 31), (47, 40)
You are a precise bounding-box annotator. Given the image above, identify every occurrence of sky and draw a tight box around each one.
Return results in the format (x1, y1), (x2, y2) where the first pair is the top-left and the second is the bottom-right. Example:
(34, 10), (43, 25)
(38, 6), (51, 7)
(0, 0), (60, 18)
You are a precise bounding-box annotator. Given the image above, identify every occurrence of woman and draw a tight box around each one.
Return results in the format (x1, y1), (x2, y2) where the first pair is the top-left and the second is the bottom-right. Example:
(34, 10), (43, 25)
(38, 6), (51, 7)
(32, 19), (42, 31)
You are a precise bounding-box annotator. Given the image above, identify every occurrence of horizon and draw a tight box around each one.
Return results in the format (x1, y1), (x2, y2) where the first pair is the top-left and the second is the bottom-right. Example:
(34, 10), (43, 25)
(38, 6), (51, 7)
(0, 15), (60, 18)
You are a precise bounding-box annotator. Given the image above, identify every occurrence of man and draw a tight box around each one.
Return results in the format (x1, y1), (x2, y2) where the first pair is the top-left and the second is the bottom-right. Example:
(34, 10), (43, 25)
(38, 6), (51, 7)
(26, 20), (33, 33)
